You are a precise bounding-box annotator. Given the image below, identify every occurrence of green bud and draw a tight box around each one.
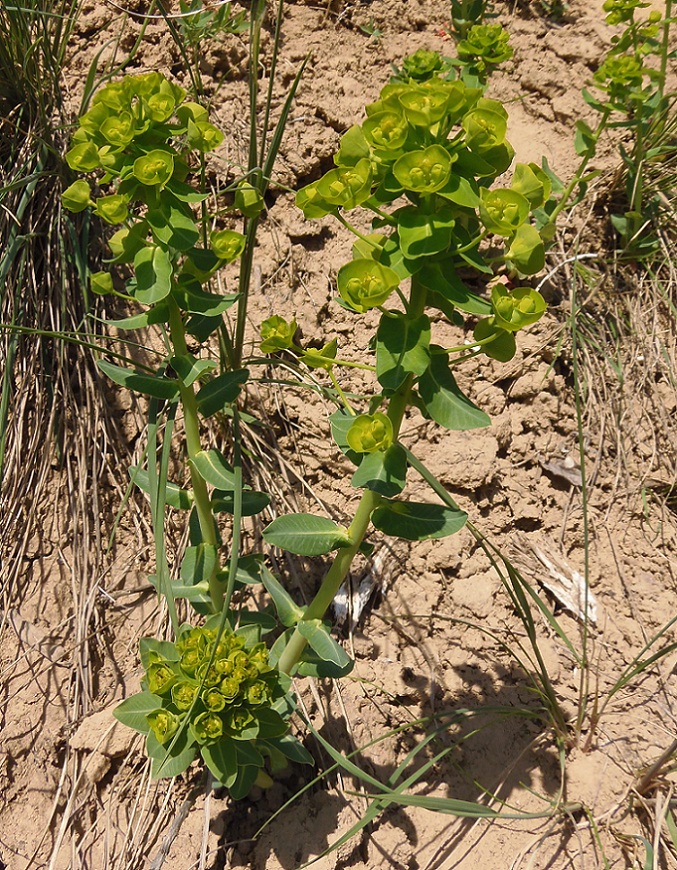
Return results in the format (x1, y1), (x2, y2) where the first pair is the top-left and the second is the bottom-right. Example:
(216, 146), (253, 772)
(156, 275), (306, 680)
(234, 181), (264, 219)
(90, 271), (114, 296)
(457, 24), (513, 70)
(259, 315), (297, 353)
(594, 54), (644, 95)
(295, 181), (336, 219)
(316, 158), (373, 209)
(187, 118), (224, 153)
(337, 258), (400, 312)
(248, 643), (271, 673)
(171, 680), (199, 712)
(195, 661), (222, 688)
(108, 223), (148, 263)
(180, 647), (203, 676)
(463, 107), (508, 153)
(176, 101), (209, 127)
(62, 179), (92, 213)
(100, 112), (136, 147)
(146, 708), (181, 744)
(176, 626), (207, 655)
(66, 142), (100, 173)
(362, 110), (409, 153)
(393, 144), (453, 194)
(602, 0), (649, 25)
(245, 680), (272, 706)
(479, 188), (529, 237)
(147, 662), (177, 695)
(401, 49), (443, 81)
(301, 337), (338, 370)
(225, 707), (256, 737)
(94, 194), (129, 225)
(193, 711), (224, 743)
(511, 163), (551, 209)
(473, 317), (516, 362)
(202, 688), (227, 712)
(210, 229), (245, 262)
(94, 79), (133, 112)
(143, 78), (183, 122)
(133, 149), (175, 187)
(346, 412), (394, 454)
(397, 82), (452, 126)
(491, 285), (546, 332)
(220, 677), (241, 700)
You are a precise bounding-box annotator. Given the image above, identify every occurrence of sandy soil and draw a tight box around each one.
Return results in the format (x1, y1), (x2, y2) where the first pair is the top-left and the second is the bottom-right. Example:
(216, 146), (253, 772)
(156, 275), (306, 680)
(2, 1), (677, 869)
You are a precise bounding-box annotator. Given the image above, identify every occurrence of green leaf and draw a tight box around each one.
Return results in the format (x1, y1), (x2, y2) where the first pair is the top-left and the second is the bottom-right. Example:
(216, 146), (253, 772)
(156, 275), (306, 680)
(98, 359), (180, 401)
(228, 764), (260, 800)
(106, 301), (170, 330)
(134, 245), (173, 304)
(437, 174), (480, 208)
(139, 637), (180, 669)
(129, 466), (193, 509)
(262, 514), (352, 556)
(297, 620), (353, 668)
(395, 206), (455, 259)
(329, 408), (362, 465)
(170, 353), (217, 387)
(186, 314), (223, 343)
(261, 735), (314, 766)
(371, 500), (467, 540)
(418, 349), (491, 430)
(376, 313), (431, 392)
(190, 448), (236, 489)
(296, 647), (355, 678)
(113, 691), (165, 734)
(202, 739), (237, 786)
(234, 741), (263, 768)
(351, 444), (407, 497)
(172, 277), (238, 315)
(180, 543), (218, 584)
(196, 369), (249, 417)
(165, 178), (209, 203)
(259, 567), (305, 627)
(505, 224), (545, 275)
(419, 264), (492, 316)
(254, 708), (289, 739)
(211, 489), (271, 516)
(147, 201), (200, 251)
(147, 729), (197, 779)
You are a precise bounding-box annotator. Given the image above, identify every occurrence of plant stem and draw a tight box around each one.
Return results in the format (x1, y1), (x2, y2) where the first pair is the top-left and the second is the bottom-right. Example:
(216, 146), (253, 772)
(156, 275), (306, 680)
(276, 488), (383, 674)
(277, 278), (427, 675)
(545, 107), (611, 228)
(167, 298), (222, 611)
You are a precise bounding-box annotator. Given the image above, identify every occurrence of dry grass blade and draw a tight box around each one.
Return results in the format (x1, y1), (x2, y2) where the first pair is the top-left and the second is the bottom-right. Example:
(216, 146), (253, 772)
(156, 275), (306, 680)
(0, 3), (163, 867)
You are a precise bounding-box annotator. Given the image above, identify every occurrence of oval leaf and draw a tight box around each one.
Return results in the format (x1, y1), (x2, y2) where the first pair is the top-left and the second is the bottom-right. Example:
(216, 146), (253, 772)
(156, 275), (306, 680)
(418, 350), (491, 431)
(263, 514), (352, 556)
(371, 500), (468, 541)
(98, 359), (180, 401)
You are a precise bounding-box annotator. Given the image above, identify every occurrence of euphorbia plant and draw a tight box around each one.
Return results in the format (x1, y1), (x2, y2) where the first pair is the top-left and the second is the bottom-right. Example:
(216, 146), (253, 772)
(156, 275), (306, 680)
(63, 43), (552, 798)
(260, 51), (549, 675)
(63, 70), (313, 794)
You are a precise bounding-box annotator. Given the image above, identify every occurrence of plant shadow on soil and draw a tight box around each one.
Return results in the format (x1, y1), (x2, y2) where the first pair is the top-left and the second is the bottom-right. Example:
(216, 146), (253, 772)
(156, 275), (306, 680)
(210, 649), (563, 870)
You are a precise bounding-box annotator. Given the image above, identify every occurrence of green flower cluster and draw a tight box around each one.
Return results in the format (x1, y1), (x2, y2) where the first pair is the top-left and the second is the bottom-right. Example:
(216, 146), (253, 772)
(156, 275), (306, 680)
(456, 24), (513, 76)
(295, 51), (549, 326)
(144, 626), (287, 747)
(62, 73), (245, 304)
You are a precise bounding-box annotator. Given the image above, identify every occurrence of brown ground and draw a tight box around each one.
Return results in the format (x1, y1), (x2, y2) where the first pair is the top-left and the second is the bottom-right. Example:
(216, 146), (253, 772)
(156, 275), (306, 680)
(2, 1), (677, 868)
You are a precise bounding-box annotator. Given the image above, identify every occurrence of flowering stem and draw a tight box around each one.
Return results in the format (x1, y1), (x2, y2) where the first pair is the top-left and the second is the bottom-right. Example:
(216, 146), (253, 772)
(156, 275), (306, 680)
(277, 277), (427, 675)
(167, 298), (222, 611)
